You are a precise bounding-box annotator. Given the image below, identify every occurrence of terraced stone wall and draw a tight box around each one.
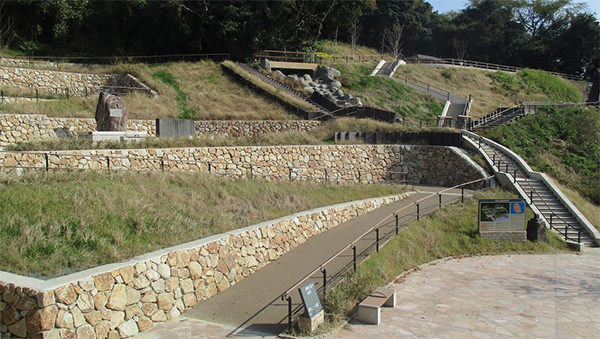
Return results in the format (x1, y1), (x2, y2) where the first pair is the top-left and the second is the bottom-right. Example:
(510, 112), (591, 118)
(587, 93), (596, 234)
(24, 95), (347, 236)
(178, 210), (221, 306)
(0, 145), (486, 187)
(0, 193), (411, 338)
(0, 67), (111, 96)
(0, 114), (321, 147)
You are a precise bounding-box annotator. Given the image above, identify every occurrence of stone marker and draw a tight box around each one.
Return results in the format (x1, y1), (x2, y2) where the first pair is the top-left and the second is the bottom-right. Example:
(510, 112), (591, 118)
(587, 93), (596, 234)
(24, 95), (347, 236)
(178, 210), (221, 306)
(527, 214), (547, 242)
(95, 91), (128, 131)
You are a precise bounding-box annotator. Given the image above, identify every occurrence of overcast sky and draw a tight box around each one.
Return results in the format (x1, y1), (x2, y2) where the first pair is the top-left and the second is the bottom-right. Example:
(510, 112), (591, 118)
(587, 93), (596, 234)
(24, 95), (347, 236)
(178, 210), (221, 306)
(426, 0), (600, 19)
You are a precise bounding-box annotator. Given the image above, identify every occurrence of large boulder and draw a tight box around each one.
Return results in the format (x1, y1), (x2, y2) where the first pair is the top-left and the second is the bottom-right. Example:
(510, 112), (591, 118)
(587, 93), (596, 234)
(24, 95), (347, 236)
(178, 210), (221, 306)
(95, 91), (128, 131)
(260, 58), (271, 71)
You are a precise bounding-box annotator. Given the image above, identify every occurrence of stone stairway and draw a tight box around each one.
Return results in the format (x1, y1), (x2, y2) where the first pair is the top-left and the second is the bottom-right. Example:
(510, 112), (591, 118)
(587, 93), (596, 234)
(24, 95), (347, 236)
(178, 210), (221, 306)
(463, 133), (597, 247)
(238, 64), (332, 119)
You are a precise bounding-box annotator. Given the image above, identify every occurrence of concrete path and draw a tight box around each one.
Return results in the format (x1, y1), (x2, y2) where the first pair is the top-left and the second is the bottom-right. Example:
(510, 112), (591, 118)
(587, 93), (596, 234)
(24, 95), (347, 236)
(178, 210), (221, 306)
(333, 249), (600, 339)
(137, 250), (599, 338)
(136, 186), (466, 337)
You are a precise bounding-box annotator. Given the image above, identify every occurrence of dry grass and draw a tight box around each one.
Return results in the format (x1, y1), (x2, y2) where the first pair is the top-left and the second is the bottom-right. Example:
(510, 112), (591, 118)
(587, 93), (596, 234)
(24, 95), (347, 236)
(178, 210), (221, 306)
(315, 40), (393, 60)
(0, 60), (295, 120)
(221, 61), (315, 112)
(0, 171), (407, 278)
(392, 65), (585, 119)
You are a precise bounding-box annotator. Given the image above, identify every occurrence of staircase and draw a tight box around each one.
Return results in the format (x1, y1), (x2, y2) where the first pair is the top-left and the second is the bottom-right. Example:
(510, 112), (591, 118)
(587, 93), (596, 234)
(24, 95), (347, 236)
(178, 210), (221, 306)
(238, 64), (333, 119)
(470, 105), (525, 131)
(462, 131), (598, 247)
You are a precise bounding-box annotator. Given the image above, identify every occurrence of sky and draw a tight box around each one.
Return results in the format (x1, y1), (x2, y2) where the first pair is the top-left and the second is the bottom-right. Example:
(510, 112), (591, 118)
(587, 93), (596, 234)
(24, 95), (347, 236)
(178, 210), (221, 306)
(426, 0), (600, 19)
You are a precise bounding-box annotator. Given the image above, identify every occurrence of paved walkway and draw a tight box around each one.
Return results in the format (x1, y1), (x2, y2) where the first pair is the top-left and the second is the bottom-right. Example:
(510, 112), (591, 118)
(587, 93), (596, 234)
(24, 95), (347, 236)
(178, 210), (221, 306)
(137, 250), (599, 338)
(136, 186), (466, 338)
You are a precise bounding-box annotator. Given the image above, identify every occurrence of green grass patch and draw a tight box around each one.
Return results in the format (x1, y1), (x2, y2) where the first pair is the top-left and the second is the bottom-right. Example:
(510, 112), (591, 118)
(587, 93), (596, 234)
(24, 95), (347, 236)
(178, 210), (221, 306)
(517, 69), (581, 102)
(152, 69), (198, 119)
(325, 188), (571, 320)
(0, 171), (408, 278)
(334, 63), (443, 123)
(482, 106), (600, 204)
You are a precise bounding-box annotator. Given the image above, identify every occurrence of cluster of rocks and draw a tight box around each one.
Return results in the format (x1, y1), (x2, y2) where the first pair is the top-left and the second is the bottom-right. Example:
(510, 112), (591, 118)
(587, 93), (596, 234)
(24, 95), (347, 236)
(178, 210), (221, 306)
(270, 64), (362, 107)
(0, 193), (409, 338)
(0, 145), (486, 187)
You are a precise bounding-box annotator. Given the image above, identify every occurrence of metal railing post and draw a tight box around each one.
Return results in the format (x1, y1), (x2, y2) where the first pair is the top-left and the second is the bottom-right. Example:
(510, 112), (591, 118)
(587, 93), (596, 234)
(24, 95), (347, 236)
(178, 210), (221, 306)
(395, 214), (399, 235)
(286, 296), (292, 334)
(438, 194), (442, 209)
(578, 230), (581, 243)
(478, 136), (481, 149)
(376, 228), (380, 252)
(530, 191), (533, 204)
(289, 167), (292, 181)
(505, 164), (508, 172)
(160, 158), (164, 172)
(564, 225), (568, 240)
(416, 203), (420, 221)
(44, 153), (49, 172)
(321, 268), (327, 303)
(207, 162), (211, 173)
(550, 214), (553, 229)
(461, 185), (464, 203)
(352, 246), (357, 271)
(106, 157), (110, 170)
(513, 170), (517, 183)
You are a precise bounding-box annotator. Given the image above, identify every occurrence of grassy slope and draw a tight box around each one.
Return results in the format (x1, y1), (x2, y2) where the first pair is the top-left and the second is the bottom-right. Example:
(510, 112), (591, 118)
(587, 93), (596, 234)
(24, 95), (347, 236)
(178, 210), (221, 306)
(0, 171), (407, 277)
(325, 188), (571, 321)
(0, 61), (294, 120)
(393, 65), (584, 119)
(331, 63), (444, 124)
(482, 106), (599, 211)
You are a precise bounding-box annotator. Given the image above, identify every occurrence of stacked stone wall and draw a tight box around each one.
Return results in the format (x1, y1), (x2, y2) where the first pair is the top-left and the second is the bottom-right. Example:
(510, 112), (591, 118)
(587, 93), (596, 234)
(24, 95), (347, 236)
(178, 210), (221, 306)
(0, 114), (156, 146)
(0, 114), (321, 147)
(0, 66), (111, 96)
(0, 145), (485, 187)
(194, 120), (321, 138)
(0, 193), (411, 338)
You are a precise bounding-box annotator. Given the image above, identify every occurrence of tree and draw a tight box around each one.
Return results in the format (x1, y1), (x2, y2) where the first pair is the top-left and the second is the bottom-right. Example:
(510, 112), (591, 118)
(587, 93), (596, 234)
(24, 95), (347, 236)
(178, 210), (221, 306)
(383, 23), (403, 59)
(511, 0), (578, 39)
(350, 18), (360, 58)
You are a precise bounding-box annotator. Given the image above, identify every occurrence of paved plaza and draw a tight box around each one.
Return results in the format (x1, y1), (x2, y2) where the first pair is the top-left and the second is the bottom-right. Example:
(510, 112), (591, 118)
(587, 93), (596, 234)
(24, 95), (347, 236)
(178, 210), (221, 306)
(137, 249), (599, 338)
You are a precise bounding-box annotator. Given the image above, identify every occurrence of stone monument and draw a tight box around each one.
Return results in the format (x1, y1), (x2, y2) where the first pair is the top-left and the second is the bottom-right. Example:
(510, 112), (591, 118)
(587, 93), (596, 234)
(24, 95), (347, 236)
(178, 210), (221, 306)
(79, 91), (147, 143)
(95, 91), (128, 131)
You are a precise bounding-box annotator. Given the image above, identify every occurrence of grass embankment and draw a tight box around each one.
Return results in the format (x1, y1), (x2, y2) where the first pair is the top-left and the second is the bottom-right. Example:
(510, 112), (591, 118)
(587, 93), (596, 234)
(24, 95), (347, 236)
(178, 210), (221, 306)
(6, 117), (451, 151)
(324, 188), (571, 326)
(393, 65), (584, 119)
(482, 106), (599, 208)
(221, 61), (315, 112)
(0, 60), (294, 120)
(314, 40), (393, 60)
(0, 171), (408, 278)
(333, 63), (444, 123)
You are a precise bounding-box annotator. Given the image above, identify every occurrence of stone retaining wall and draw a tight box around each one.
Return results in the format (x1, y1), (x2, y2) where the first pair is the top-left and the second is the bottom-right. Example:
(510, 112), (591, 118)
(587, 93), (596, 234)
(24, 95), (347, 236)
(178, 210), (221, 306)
(0, 114), (155, 146)
(0, 66), (111, 96)
(0, 57), (80, 69)
(194, 120), (321, 138)
(0, 145), (486, 187)
(0, 193), (412, 338)
(0, 114), (321, 147)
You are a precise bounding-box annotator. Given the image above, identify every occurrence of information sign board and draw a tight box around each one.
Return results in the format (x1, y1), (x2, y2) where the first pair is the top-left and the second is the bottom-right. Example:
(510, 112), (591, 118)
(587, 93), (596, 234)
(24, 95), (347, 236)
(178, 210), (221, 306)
(298, 282), (323, 318)
(479, 199), (526, 232)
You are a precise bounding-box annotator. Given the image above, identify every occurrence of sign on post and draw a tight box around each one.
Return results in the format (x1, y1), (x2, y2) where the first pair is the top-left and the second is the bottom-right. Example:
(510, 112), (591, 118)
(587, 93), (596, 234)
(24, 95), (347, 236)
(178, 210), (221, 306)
(109, 108), (123, 117)
(298, 282), (323, 318)
(478, 199), (526, 242)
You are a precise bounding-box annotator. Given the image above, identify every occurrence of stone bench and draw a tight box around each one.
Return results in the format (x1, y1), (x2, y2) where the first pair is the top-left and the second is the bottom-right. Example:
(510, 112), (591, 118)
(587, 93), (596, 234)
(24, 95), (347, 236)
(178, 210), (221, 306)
(358, 287), (396, 325)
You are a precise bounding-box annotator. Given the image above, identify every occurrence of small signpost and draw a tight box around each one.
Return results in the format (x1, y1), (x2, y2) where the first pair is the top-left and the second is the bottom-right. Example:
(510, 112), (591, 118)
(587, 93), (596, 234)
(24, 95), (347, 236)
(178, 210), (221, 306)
(109, 108), (123, 118)
(478, 199), (526, 242)
(298, 282), (324, 332)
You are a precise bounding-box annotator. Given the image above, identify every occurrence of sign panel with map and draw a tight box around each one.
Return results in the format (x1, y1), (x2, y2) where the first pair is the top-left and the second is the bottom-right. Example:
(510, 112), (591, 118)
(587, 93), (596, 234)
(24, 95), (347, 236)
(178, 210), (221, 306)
(478, 199), (526, 233)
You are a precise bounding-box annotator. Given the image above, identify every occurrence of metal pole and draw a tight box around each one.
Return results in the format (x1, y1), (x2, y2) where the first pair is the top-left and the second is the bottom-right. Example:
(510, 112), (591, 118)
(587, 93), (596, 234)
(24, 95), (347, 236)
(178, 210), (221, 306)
(107, 157), (110, 170)
(461, 185), (464, 203)
(416, 203), (420, 221)
(530, 191), (533, 204)
(352, 246), (357, 271)
(287, 296), (292, 334)
(513, 170), (517, 183)
(395, 214), (399, 235)
(45, 153), (49, 172)
(324, 169), (328, 182)
(478, 136), (481, 149)
(36, 88), (39, 102)
(505, 164), (508, 172)
(564, 225), (568, 240)
(438, 194), (442, 209)
(493, 154), (495, 164)
(289, 167), (292, 181)
(578, 230), (581, 243)
(208, 162), (211, 173)
(376, 229), (380, 252)
(550, 214), (553, 229)
(160, 158), (164, 172)
(321, 268), (327, 302)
